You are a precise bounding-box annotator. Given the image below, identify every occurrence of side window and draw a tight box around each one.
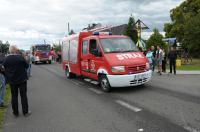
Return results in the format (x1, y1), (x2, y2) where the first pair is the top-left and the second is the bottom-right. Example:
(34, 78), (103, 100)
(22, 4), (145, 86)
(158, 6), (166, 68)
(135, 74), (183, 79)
(89, 39), (98, 55)
(82, 40), (88, 55)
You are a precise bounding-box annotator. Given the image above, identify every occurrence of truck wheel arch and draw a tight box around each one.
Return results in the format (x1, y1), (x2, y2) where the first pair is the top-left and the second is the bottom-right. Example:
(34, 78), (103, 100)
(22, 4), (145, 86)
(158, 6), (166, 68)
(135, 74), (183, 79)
(97, 68), (108, 75)
(65, 64), (71, 72)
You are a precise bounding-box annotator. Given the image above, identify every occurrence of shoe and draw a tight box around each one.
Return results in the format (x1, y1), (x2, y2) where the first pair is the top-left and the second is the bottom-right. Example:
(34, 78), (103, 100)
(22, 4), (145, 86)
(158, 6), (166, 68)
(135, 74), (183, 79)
(13, 112), (19, 118)
(24, 110), (31, 117)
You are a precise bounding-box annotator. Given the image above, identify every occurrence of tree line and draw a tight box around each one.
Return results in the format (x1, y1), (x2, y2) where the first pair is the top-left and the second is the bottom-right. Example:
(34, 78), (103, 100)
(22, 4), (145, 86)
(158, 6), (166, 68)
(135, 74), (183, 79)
(0, 40), (10, 54)
(164, 0), (200, 57)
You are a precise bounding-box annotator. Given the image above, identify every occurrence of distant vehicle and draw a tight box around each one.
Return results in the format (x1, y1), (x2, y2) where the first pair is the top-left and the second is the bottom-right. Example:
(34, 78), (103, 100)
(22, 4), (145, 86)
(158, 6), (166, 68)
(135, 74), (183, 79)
(61, 32), (152, 92)
(30, 44), (52, 64)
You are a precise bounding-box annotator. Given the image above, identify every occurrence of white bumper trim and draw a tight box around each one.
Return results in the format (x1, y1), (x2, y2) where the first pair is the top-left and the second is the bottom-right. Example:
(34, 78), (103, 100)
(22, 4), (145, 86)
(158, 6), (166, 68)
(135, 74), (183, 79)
(107, 70), (152, 87)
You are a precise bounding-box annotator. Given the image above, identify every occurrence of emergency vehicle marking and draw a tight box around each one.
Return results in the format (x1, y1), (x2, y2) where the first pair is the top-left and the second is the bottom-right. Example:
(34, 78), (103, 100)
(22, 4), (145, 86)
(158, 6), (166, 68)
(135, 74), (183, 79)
(90, 60), (96, 71)
(116, 53), (144, 60)
(81, 61), (89, 69)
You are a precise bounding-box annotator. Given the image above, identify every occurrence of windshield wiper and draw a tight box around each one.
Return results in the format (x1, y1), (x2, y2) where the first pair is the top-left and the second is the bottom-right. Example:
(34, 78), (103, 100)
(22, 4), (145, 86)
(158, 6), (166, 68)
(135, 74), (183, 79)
(121, 50), (138, 52)
(106, 51), (123, 53)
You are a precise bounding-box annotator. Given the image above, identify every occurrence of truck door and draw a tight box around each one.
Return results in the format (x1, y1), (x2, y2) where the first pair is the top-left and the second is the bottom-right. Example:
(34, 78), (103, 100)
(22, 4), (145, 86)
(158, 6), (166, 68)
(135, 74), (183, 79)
(81, 40), (90, 77)
(81, 39), (103, 80)
(87, 39), (103, 80)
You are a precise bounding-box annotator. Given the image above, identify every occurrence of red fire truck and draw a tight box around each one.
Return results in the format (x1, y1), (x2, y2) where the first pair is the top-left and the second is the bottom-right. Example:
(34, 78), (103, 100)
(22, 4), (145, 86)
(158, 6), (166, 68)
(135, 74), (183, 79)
(31, 44), (52, 64)
(61, 32), (152, 92)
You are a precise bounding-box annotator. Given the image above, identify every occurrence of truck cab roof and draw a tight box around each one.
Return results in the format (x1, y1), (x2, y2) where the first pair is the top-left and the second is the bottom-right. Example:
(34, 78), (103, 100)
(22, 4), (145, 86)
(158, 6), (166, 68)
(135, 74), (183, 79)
(84, 35), (128, 40)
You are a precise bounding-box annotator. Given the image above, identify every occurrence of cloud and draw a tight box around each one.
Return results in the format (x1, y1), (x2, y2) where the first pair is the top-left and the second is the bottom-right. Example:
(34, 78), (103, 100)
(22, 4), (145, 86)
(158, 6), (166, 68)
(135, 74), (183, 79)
(0, 0), (184, 50)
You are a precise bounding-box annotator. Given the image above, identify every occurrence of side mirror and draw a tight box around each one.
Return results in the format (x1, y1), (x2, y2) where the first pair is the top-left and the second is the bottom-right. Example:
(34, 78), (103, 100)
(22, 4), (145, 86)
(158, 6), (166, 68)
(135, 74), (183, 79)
(93, 49), (102, 57)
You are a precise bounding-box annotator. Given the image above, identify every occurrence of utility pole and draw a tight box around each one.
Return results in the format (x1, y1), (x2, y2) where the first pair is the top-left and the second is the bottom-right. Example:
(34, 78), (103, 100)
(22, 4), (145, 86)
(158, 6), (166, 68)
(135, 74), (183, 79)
(68, 22), (70, 36)
(44, 39), (46, 44)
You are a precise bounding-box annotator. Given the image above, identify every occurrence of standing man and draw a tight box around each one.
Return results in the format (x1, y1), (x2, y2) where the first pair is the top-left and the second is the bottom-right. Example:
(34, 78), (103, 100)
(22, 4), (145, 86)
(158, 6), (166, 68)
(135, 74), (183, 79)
(162, 48), (166, 73)
(151, 46), (156, 72)
(3, 45), (31, 117)
(168, 47), (177, 75)
(156, 45), (163, 75)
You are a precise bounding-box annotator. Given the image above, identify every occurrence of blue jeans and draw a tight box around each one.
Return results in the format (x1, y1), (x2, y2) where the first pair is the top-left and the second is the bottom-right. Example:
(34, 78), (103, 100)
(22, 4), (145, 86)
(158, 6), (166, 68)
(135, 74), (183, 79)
(27, 64), (31, 77)
(0, 74), (6, 104)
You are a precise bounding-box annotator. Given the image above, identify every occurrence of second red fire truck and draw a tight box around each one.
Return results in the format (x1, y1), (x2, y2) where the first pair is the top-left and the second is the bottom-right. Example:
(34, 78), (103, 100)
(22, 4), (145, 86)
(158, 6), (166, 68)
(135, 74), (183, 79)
(31, 44), (52, 64)
(61, 32), (152, 92)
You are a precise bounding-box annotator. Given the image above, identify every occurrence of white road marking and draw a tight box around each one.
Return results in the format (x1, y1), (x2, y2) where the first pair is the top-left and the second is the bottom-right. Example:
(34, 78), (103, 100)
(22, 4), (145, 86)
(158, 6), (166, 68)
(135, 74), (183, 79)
(138, 128), (144, 132)
(115, 100), (142, 112)
(88, 88), (103, 94)
(183, 126), (199, 132)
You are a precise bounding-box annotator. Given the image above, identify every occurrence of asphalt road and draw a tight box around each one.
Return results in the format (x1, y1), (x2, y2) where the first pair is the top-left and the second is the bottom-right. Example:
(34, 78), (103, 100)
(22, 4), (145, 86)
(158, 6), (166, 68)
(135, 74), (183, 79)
(3, 63), (200, 132)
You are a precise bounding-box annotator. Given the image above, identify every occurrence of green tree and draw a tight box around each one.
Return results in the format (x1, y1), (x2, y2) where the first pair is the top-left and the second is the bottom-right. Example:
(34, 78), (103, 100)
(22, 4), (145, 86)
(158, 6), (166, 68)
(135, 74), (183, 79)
(69, 29), (75, 35)
(124, 15), (138, 43)
(183, 13), (200, 56)
(53, 43), (61, 53)
(147, 28), (166, 50)
(164, 0), (200, 56)
(0, 40), (10, 53)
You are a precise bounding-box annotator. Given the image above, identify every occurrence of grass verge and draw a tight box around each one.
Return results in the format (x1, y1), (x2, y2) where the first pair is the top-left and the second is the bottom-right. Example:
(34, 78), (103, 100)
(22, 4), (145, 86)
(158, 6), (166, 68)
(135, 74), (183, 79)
(0, 85), (11, 130)
(166, 58), (200, 71)
(178, 58), (200, 71)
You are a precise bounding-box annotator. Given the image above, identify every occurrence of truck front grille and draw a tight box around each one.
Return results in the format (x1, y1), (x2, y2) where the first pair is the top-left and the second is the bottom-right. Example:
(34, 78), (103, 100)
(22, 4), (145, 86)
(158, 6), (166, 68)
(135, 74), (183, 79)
(127, 65), (146, 74)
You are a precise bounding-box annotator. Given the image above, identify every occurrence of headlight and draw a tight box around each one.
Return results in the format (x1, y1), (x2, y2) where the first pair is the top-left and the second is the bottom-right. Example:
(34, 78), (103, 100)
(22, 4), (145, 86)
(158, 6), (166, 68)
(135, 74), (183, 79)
(36, 56), (39, 60)
(146, 62), (150, 70)
(111, 66), (125, 72)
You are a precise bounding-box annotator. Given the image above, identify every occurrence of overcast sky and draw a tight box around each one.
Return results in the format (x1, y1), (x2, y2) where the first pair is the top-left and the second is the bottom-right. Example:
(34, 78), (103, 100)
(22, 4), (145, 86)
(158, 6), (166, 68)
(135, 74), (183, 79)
(0, 0), (184, 50)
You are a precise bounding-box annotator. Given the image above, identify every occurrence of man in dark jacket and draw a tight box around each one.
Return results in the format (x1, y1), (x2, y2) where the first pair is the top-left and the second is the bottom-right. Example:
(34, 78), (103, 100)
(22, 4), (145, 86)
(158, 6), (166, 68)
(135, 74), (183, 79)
(168, 47), (177, 75)
(3, 45), (31, 117)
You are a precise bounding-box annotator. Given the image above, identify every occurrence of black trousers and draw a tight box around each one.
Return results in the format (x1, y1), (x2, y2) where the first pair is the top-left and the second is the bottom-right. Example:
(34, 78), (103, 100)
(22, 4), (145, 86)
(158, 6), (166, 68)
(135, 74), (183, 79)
(10, 81), (28, 115)
(170, 60), (176, 74)
(162, 60), (166, 72)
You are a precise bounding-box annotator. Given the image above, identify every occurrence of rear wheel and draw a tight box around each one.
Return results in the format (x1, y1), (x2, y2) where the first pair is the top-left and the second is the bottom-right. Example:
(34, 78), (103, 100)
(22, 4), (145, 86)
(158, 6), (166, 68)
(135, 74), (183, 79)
(99, 75), (111, 92)
(65, 67), (75, 79)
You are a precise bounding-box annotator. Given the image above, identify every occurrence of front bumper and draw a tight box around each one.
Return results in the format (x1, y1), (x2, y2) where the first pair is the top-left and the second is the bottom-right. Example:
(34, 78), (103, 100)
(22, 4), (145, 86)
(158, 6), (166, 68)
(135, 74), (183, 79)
(35, 58), (50, 62)
(107, 70), (152, 87)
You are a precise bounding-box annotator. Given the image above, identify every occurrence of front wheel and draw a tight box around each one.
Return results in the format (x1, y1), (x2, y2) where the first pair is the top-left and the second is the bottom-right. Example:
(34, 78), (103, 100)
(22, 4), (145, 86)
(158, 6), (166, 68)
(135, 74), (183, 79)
(99, 75), (111, 92)
(65, 68), (75, 79)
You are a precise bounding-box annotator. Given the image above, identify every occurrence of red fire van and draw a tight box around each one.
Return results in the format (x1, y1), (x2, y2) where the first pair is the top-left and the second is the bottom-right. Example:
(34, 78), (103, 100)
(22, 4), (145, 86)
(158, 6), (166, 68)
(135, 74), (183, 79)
(62, 32), (152, 92)
(31, 44), (52, 64)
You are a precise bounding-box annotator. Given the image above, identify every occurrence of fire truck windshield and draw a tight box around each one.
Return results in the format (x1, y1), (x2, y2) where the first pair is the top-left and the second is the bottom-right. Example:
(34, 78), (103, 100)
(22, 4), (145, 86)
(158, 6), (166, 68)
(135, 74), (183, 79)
(36, 45), (51, 51)
(100, 38), (138, 53)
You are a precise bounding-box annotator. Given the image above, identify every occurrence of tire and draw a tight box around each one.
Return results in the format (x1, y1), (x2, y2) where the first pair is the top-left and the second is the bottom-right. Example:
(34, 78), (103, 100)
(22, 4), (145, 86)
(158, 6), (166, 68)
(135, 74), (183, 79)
(99, 75), (111, 92)
(35, 61), (38, 65)
(65, 67), (75, 79)
(48, 60), (52, 64)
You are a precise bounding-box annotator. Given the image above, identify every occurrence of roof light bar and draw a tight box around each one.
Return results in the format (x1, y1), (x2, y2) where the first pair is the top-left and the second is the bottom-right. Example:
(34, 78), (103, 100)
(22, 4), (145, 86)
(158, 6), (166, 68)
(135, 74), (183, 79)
(92, 32), (112, 36)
